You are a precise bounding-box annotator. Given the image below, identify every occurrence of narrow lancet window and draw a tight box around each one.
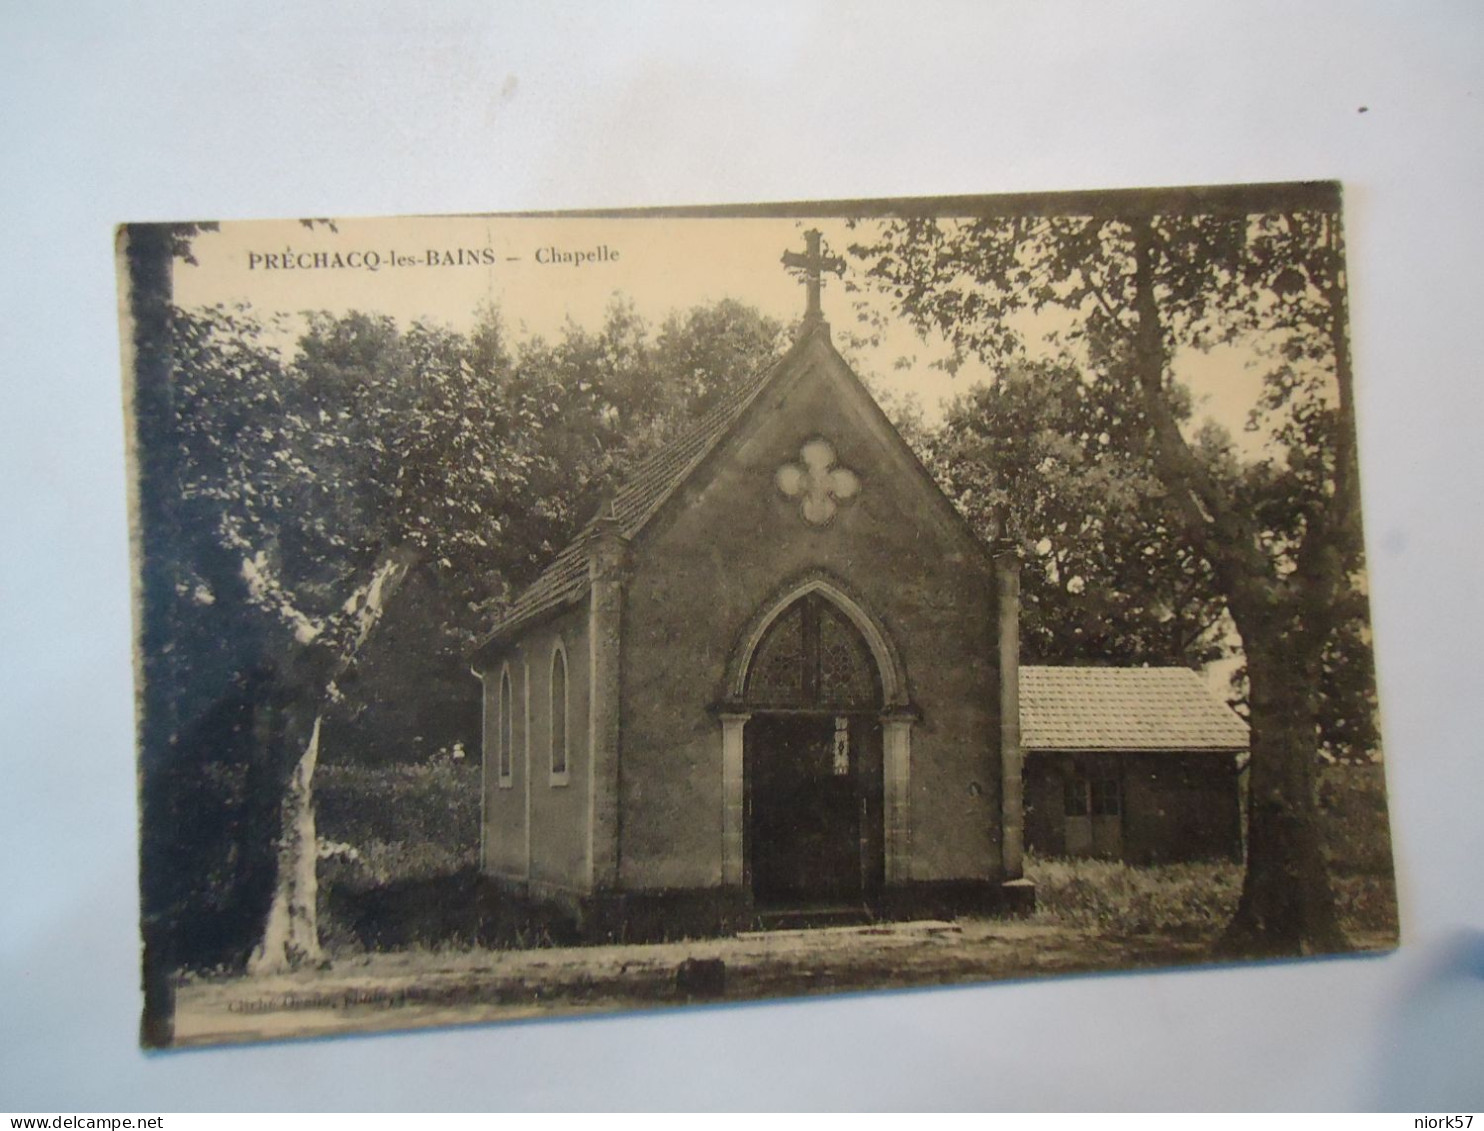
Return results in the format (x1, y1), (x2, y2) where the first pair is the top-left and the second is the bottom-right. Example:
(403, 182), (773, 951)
(550, 646), (568, 778)
(499, 668), (513, 782)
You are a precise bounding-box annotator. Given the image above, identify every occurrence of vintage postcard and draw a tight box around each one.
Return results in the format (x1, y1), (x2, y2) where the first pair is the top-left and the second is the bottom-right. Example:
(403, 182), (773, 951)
(118, 185), (1397, 1048)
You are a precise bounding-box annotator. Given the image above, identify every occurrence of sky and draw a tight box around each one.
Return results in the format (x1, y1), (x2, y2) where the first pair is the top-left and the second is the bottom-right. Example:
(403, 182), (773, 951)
(169, 208), (1292, 696)
(171, 211), (1274, 449)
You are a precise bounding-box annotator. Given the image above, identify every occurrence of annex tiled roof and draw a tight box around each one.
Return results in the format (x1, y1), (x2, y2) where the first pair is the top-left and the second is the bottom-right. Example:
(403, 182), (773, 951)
(1020, 665), (1248, 752)
(479, 343), (792, 645)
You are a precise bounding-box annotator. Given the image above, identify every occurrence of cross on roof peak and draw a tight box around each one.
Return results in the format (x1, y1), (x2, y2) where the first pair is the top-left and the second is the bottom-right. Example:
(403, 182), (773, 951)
(781, 229), (845, 324)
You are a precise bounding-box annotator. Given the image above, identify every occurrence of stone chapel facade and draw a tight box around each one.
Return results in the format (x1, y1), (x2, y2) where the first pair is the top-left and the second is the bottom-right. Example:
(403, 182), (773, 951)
(471, 277), (1030, 938)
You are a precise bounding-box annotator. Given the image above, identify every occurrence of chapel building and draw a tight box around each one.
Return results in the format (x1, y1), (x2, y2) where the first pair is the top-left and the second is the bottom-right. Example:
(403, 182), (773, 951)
(470, 234), (1031, 938)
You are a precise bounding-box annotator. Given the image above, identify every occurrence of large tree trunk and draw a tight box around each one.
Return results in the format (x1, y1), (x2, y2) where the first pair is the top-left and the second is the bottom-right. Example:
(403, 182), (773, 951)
(1218, 620), (1348, 956)
(1124, 219), (1347, 957)
(248, 710), (325, 974)
(246, 548), (416, 975)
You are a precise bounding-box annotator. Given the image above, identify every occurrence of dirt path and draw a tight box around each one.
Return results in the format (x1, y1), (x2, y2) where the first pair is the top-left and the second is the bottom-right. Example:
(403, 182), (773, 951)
(173, 919), (1214, 1046)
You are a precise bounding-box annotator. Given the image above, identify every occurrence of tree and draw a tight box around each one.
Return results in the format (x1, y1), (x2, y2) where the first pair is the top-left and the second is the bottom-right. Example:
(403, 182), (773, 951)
(918, 357), (1228, 668)
(324, 298), (790, 768)
(851, 187), (1375, 954)
(168, 309), (431, 970)
(908, 348), (1376, 756)
(150, 286), (790, 981)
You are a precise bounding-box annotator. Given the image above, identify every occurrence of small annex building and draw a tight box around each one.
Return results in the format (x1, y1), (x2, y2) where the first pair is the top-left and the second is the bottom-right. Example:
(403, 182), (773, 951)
(471, 235), (1030, 938)
(1020, 666), (1248, 864)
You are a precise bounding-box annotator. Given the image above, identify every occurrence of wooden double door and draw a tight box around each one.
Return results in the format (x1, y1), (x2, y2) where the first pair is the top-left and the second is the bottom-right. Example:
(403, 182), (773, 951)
(745, 712), (884, 907)
(1063, 768), (1124, 858)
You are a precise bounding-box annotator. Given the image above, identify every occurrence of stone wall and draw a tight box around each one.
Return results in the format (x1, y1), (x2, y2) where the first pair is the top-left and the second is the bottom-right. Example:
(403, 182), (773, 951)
(616, 335), (1004, 892)
(479, 602), (592, 893)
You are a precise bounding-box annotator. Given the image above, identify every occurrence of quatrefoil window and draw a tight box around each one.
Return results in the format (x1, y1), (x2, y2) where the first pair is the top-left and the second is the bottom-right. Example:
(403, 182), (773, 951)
(775, 438), (860, 526)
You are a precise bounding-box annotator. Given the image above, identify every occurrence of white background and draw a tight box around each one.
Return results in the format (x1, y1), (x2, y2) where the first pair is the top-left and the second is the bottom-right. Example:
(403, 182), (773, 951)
(2, 0), (1482, 1112)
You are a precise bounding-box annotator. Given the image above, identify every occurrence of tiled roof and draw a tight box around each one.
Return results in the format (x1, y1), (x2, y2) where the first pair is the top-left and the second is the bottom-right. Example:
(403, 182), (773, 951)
(1020, 665), (1248, 752)
(479, 343), (791, 645)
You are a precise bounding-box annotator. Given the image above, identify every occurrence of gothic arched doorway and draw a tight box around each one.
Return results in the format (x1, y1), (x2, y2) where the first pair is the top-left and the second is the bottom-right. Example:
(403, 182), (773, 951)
(741, 592), (886, 907)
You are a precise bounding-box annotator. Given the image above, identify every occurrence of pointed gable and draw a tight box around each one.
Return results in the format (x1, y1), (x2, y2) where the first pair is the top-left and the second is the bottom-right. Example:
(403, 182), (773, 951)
(474, 229), (1026, 924)
(476, 320), (989, 657)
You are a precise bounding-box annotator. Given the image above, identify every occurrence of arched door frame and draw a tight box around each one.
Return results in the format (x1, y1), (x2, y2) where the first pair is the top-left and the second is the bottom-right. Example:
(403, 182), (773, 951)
(723, 574), (910, 708)
(717, 572), (917, 890)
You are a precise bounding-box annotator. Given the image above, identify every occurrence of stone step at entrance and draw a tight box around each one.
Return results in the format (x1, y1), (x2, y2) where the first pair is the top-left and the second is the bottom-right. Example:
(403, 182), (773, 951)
(752, 903), (875, 931)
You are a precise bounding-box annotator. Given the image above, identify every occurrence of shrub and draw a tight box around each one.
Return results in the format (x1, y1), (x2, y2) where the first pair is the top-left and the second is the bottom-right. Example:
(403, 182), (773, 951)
(1317, 763), (1397, 876)
(314, 758), (482, 952)
(1024, 851), (1397, 943)
(1333, 872), (1401, 941)
(1025, 853), (1242, 936)
(315, 757), (480, 869)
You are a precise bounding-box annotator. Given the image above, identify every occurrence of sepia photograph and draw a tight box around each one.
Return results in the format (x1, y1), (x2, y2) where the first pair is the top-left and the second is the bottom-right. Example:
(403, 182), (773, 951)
(119, 185), (1397, 1050)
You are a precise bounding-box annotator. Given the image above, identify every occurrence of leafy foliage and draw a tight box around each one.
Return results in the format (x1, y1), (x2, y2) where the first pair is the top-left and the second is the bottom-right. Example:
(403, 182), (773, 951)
(849, 209), (1363, 590)
(851, 197), (1381, 951)
(155, 294), (786, 967)
(919, 359), (1227, 668)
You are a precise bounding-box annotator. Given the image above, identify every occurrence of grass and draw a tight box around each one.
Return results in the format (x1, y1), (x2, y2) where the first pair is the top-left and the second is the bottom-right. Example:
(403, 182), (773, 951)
(1025, 853), (1243, 937)
(316, 757), (482, 954)
(316, 757), (480, 859)
(1024, 851), (1398, 944)
(312, 759), (1399, 953)
(1317, 762), (1397, 875)
(177, 767), (1398, 1044)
